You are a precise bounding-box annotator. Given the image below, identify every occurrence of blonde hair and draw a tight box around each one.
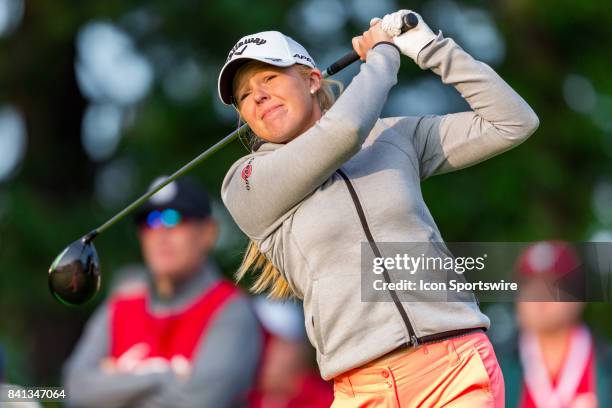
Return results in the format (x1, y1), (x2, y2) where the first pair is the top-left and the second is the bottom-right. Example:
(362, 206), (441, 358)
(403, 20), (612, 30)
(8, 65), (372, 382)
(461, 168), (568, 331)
(235, 241), (293, 299)
(233, 60), (343, 299)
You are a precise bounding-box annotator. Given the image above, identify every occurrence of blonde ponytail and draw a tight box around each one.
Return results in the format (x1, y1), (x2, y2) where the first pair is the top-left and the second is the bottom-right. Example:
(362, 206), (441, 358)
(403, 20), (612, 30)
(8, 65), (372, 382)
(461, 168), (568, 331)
(235, 240), (293, 299)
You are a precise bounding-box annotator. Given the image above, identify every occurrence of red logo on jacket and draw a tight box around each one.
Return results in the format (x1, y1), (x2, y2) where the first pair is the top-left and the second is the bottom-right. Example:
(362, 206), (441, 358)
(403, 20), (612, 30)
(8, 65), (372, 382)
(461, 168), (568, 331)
(241, 158), (254, 190)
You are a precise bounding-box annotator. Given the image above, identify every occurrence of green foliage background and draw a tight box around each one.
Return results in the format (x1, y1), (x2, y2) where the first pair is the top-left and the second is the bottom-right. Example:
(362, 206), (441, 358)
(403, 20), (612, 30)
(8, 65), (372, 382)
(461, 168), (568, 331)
(0, 0), (611, 389)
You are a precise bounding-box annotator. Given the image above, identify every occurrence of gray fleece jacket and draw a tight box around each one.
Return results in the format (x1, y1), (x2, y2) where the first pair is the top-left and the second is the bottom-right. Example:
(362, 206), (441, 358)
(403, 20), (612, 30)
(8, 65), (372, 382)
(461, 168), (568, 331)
(221, 33), (539, 380)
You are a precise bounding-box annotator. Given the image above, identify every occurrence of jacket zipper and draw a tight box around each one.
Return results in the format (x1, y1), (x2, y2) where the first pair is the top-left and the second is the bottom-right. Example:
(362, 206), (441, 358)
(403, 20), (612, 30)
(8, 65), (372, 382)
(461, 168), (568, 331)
(336, 169), (420, 346)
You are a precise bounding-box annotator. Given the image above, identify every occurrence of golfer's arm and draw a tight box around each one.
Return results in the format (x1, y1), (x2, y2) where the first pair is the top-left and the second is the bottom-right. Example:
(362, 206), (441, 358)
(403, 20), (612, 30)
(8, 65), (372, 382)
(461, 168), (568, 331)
(139, 297), (263, 408)
(222, 44), (400, 239)
(63, 304), (167, 408)
(393, 32), (539, 180)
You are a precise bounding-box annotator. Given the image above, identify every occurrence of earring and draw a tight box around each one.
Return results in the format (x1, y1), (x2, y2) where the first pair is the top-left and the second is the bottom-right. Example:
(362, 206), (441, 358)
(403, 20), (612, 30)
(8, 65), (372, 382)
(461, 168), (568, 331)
(310, 89), (315, 94)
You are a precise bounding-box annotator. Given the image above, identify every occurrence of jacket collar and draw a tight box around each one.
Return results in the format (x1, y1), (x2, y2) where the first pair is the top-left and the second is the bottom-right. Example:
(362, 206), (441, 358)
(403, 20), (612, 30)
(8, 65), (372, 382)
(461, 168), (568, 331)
(252, 140), (285, 153)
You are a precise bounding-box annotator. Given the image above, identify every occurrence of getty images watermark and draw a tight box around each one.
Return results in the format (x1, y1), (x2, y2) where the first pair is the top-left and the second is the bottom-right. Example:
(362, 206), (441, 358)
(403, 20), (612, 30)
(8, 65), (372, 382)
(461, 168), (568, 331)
(360, 242), (612, 302)
(371, 252), (517, 293)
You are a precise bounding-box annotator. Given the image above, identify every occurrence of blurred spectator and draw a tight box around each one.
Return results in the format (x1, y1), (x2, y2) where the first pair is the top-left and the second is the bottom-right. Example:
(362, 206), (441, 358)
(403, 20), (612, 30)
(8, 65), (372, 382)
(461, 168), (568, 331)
(249, 298), (333, 408)
(495, 241), (612, 408)
(63, 177), (263, 407)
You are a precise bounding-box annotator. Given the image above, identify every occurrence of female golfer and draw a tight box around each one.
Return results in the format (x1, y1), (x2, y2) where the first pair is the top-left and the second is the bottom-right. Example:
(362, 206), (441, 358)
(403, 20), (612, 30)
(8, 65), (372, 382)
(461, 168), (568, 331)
(218, 9), (538, 407)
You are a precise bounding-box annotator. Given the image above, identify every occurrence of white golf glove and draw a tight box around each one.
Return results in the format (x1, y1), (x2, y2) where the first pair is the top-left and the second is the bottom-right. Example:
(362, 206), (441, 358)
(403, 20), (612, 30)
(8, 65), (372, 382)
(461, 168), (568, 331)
(370, 10), (437, 63)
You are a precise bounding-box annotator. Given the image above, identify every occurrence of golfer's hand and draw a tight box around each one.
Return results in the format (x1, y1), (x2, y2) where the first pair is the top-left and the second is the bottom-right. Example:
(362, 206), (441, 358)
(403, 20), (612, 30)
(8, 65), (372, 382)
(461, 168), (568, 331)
(371, 10), (437, 63)
(351, 21), (394, 61)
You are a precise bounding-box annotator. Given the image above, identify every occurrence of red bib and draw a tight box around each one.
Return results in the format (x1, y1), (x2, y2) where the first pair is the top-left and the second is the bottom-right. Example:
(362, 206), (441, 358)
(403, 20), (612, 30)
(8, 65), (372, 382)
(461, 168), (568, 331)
(110, 279), (239, 361)
(519, 326), (596, 408)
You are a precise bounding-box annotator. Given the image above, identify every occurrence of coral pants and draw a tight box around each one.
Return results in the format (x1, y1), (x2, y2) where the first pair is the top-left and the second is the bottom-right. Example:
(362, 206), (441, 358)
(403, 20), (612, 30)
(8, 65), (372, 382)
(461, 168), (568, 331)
(331, 331), (504, 407)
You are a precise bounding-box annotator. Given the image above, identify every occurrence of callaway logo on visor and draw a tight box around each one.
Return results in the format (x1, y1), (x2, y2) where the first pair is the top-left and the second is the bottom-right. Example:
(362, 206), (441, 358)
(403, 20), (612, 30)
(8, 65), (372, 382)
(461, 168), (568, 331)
(226, 37), (267, 62)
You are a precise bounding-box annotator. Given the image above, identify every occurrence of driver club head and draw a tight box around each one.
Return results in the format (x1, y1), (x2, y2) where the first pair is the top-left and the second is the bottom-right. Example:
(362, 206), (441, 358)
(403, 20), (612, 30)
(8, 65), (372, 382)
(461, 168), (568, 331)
(48, 235), (101, 306)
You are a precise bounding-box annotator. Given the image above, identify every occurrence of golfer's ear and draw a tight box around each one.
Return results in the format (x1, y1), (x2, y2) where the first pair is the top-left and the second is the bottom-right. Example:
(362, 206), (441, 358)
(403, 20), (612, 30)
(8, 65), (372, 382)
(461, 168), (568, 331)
(309, 69), (322, 91)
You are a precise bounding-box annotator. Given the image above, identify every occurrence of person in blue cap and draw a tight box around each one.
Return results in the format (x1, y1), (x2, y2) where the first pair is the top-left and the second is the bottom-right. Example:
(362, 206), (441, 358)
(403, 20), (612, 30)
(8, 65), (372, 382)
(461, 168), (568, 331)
(63, 176), (263, 407)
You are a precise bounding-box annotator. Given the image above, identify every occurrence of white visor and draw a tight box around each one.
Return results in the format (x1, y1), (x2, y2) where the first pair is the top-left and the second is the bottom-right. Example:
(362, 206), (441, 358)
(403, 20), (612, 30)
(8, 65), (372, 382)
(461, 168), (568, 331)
(217, 31), (316, 105)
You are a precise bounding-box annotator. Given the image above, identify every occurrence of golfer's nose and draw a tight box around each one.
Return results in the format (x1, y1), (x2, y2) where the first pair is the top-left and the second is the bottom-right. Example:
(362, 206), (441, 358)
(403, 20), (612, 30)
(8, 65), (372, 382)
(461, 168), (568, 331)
(253, 86), (269, 104)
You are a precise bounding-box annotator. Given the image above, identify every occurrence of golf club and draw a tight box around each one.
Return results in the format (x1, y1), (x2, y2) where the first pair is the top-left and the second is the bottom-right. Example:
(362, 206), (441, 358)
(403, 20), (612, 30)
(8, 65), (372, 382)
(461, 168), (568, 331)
(48, 13), (419, 306)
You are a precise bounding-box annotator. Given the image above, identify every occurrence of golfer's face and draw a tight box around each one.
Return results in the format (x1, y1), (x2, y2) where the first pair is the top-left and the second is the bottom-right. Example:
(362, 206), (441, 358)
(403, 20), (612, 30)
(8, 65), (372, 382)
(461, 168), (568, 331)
(235, 65), (318, 143)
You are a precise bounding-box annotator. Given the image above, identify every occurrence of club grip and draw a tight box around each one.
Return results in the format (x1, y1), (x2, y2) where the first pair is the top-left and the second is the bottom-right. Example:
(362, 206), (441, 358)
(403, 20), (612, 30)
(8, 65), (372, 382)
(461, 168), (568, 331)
(324, 12), (418, 77)
(401, 12), (419, 33)
(325, 52), (361, 77)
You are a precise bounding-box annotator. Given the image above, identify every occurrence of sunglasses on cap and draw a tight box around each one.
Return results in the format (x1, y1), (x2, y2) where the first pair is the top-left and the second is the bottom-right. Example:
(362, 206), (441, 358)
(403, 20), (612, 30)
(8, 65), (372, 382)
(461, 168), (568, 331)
(138, 208), (183, 229)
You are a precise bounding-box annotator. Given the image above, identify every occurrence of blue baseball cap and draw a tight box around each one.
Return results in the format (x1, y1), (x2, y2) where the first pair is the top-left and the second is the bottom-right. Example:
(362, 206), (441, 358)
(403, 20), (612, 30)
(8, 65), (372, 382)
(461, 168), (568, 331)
(133, 176), (211, 225)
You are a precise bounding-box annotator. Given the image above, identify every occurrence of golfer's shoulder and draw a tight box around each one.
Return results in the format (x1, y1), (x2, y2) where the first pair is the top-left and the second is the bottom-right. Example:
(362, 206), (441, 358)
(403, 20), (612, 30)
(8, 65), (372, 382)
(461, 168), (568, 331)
(223, 152), (256, 177)
(221, 148), (275, 199)
(221, 153), (256, 198)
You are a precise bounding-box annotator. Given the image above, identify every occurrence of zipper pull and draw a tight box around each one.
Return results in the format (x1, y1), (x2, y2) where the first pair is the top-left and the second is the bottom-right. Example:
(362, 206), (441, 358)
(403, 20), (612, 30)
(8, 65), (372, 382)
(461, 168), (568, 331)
(411, 335), (419, 347)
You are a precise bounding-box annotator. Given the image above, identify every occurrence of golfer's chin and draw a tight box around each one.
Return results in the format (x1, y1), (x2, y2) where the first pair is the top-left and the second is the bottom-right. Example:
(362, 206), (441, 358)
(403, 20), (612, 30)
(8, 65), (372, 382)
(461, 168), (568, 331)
(256, 107), (316, 144)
